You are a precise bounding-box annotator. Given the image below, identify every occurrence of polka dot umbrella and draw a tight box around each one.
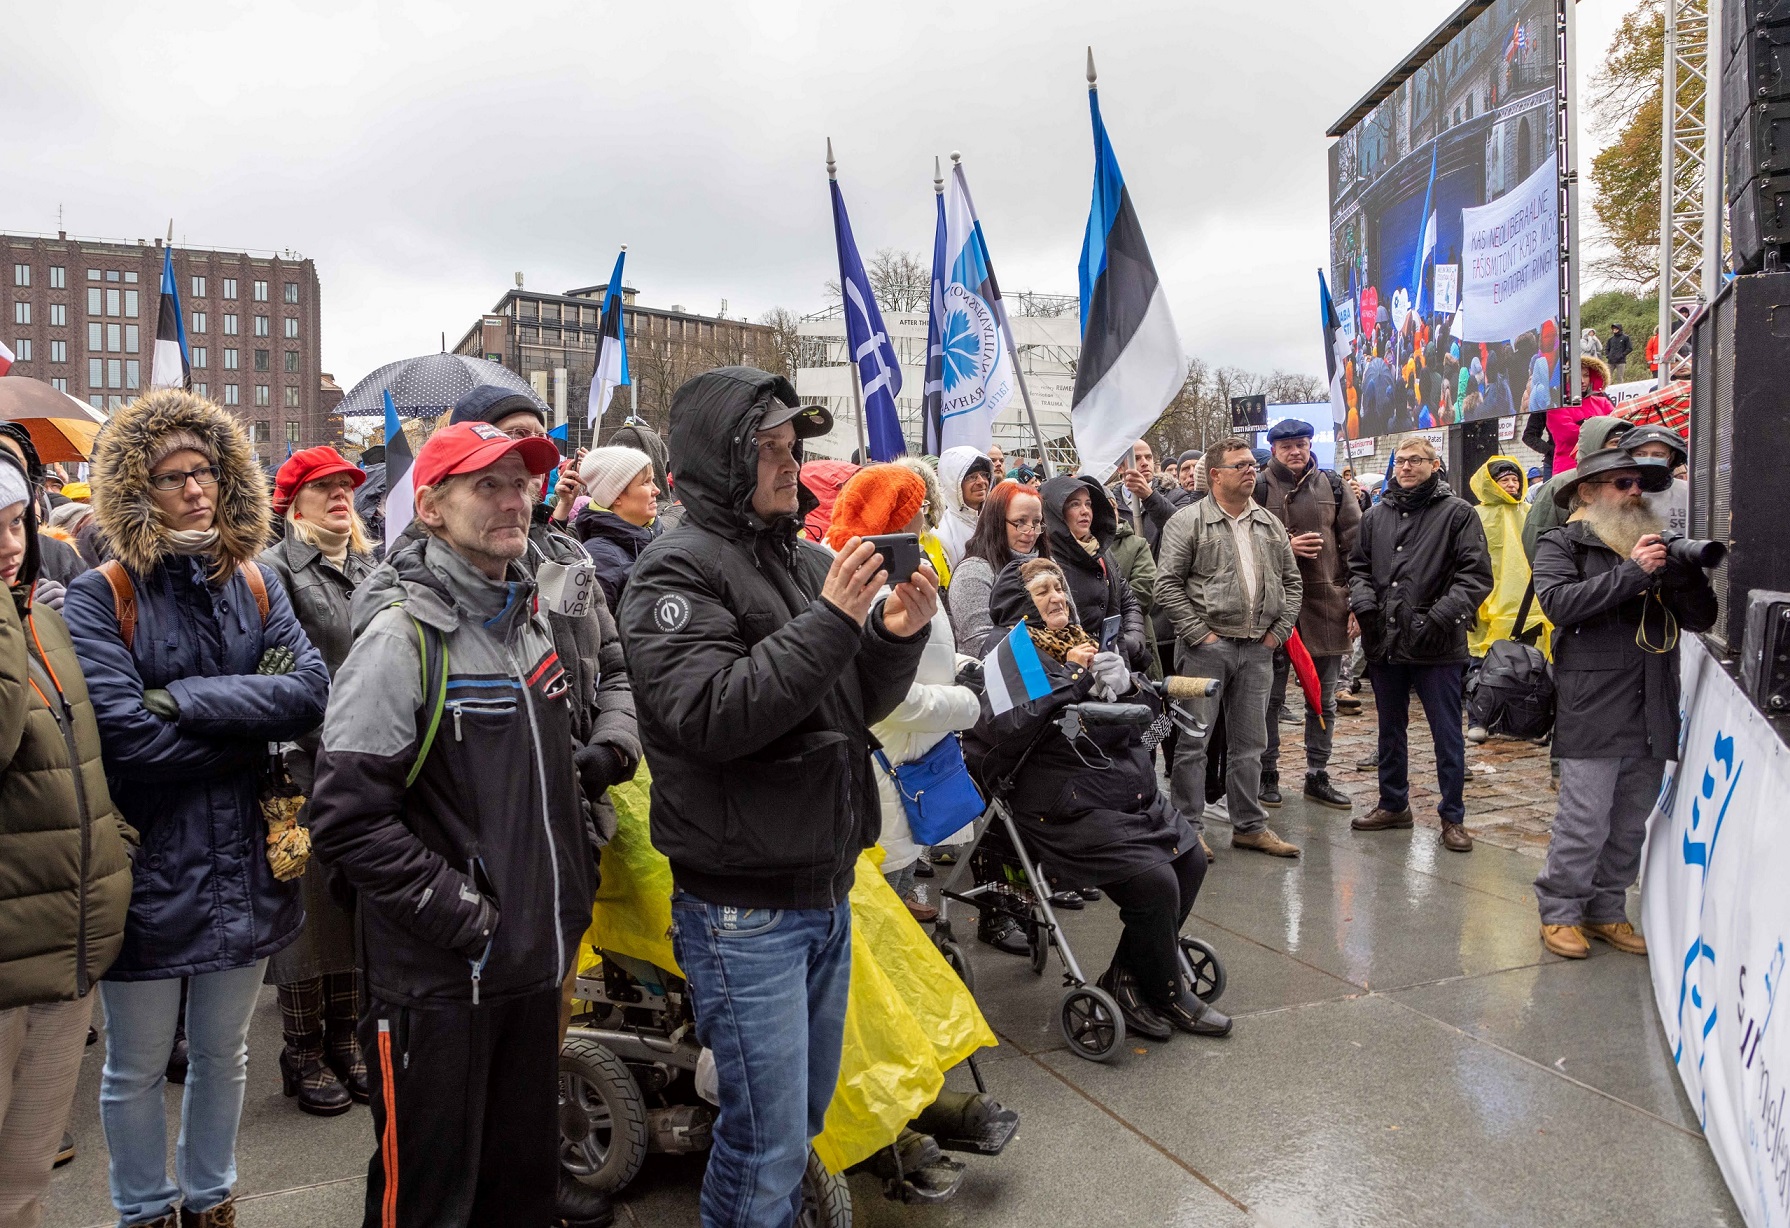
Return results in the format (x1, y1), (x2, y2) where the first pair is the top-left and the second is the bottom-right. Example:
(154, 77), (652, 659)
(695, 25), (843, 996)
(335, 353), (548, 421)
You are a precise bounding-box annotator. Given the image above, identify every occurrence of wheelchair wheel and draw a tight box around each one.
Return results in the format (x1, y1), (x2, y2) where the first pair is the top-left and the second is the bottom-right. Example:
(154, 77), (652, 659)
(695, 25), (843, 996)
(559, 1036), (650, 1194)
(938, 940), (976, 994)
(797, 1146), (852, 1228)
(1058, 986), (1125, 1062)
(1180, 937), (1227, 1004)
(1027, 922), (1049, 976)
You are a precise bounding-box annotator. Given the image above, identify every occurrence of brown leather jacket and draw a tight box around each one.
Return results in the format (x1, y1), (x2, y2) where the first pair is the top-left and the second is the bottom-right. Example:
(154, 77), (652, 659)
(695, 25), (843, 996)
(1256, 459), (1361, 657)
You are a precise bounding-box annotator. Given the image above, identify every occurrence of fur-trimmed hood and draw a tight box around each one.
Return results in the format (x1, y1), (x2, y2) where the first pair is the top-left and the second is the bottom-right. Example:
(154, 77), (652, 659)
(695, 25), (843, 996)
(91, 389), (270, 581)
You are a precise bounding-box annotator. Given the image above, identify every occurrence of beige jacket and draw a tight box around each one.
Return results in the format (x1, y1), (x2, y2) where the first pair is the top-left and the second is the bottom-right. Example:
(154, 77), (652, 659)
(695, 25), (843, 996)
(1154, 497), (1302, 649)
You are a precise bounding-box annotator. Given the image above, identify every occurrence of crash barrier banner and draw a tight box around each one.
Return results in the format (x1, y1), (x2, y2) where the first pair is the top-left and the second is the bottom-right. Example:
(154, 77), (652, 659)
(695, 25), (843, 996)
(1644, 636), (1790, 1226)
(581, 761), (998, 1173)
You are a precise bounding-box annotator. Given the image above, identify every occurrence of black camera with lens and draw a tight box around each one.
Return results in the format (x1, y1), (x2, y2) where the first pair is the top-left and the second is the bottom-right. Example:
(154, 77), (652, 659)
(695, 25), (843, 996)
(1658, 532), (1727, 570)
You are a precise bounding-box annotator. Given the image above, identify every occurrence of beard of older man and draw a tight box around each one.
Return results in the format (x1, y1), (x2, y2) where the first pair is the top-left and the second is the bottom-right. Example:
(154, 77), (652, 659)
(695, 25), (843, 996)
(1579, 489), (1662, 557)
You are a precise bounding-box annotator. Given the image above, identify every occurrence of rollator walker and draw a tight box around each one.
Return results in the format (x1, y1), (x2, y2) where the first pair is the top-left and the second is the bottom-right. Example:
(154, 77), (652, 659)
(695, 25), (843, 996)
(929, 677), (1229, 1063)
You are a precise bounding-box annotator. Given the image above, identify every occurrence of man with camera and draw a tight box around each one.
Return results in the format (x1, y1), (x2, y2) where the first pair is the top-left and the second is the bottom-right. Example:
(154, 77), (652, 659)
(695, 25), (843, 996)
(1531, 449), (1718, 959)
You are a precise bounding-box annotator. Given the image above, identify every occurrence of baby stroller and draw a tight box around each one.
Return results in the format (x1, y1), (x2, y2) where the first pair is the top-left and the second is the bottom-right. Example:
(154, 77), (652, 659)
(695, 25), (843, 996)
(931, 679), (1229, 1063)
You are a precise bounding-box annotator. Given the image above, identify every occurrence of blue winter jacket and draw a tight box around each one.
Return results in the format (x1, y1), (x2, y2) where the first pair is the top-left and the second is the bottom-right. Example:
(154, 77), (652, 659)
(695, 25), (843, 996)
(573, 508), (657, 612)
(63, 556), (331, 980)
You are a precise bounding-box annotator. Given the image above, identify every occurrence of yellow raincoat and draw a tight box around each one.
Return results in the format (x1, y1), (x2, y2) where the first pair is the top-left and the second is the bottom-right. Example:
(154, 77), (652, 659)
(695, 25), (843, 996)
(1468, 455), (1552, 659)
(578, 763), (998, 1174)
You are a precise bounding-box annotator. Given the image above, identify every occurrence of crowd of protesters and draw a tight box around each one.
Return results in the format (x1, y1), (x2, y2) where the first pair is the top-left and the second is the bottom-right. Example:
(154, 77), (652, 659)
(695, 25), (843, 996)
(0, 361), (1712, 1228)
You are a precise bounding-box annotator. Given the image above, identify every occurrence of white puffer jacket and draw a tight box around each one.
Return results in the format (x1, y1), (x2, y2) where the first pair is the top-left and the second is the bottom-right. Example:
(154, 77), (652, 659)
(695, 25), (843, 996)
(870, 597), (980, 873)
(935, 446), (989, 570)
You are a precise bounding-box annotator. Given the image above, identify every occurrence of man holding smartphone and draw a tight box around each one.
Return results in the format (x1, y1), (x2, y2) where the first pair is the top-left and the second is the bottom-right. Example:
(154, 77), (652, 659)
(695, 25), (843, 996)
(619, 368), (935, 1227)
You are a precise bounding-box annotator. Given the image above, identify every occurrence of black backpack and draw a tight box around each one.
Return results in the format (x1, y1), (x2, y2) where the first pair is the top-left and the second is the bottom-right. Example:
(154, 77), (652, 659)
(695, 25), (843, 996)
(1466, 583), (1554, 739)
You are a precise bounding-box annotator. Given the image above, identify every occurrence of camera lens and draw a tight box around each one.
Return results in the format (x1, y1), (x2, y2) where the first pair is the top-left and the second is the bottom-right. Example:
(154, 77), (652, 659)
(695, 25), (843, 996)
(1662, 534), (1726, 569)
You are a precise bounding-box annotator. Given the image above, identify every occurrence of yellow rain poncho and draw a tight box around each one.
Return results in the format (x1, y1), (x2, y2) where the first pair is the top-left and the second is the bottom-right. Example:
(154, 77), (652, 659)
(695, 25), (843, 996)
(1468, 455), (1551, 659)
(579, 763), (998, 1174)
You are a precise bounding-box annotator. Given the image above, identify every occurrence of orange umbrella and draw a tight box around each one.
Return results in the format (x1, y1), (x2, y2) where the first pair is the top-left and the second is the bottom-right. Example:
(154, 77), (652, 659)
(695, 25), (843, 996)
(0, 376), (105, 463)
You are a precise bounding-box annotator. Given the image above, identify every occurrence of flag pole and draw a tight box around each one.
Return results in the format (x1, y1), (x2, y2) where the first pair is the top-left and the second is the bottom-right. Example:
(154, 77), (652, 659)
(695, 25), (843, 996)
(951, 150), (1050, 477)
(828, 139), (872, 465)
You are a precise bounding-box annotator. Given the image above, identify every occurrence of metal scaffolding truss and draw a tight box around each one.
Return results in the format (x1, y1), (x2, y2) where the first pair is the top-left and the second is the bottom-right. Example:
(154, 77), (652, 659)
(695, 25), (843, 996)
(1657, 0), (1724, 381)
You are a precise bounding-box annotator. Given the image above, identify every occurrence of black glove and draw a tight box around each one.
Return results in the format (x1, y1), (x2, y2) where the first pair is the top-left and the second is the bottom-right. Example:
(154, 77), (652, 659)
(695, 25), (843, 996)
(575, 742), (635, 799)
(954, 660), (986, 695)
(1408, 611), (1454, 656)
(257, 645), (296, 676)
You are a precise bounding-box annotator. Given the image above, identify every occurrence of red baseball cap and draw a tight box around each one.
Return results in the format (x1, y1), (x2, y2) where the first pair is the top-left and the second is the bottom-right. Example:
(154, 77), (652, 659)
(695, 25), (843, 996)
(272, 446), (365, 515)
(412, 421), (562, 492)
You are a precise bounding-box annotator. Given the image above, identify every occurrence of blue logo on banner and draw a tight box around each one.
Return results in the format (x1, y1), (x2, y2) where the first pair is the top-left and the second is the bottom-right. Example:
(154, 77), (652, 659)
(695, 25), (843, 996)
(1674, 730), (1745, 1128)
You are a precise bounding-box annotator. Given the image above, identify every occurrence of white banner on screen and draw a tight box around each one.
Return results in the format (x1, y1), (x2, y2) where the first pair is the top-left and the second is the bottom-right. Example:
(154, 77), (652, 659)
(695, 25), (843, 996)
(1458, 153), (1559, 344)
(1644, 637), (1790, 1227)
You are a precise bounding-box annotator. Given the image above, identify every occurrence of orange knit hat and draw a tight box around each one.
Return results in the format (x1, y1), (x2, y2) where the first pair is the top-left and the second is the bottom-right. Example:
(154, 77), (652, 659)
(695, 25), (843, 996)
(823, 463), (927, 549)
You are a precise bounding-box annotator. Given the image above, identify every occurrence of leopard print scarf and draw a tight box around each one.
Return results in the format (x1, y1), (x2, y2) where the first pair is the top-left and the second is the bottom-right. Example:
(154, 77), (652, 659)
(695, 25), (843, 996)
(1028, 622), (1094, 662)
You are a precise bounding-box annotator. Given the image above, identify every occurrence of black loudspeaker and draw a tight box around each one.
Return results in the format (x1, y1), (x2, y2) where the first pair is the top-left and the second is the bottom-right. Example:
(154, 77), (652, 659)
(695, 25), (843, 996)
(1457, 417), (1503, 503)
(1688, 271), (1790, 654)
(1725, 2), (1790, 269)
(1741, 590), (1790, 714)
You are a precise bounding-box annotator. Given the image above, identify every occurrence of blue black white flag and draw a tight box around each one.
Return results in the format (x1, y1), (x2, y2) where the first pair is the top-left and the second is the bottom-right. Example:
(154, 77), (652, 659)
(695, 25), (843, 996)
(981, 621), (1063, 717)
(1319, 270), (1348, 428)
(382, 389), (415, 555)
(588, 248), (630, 427)
(1071, 77), (1186, 478)
(828, 172), (905, 460)
(150, 245), (190, 391)
(931, 157), (1014, 456)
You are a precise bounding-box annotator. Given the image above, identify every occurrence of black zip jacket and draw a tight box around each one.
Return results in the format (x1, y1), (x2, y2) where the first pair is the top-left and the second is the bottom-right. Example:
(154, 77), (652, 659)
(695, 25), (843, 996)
(617, 367), (928, 911)
(1039, 475), (1149, 670)
(1348, 475), (1493, 665)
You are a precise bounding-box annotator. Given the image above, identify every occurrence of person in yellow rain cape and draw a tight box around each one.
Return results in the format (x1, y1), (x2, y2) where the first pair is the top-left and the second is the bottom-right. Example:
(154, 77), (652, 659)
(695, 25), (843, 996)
(1468, 455), (1552, 661)
(579, 765), (998, 1175)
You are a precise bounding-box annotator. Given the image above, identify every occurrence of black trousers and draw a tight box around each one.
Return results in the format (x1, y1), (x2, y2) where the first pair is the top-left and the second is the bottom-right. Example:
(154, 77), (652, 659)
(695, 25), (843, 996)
(1104, 845), (1207, 1007)
(358, 986), (560, 1228)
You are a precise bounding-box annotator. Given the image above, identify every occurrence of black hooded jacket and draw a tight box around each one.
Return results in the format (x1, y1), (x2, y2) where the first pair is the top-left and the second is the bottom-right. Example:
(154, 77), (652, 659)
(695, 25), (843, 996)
(1348, 474), (1493, 665)
(616, 367), (929, 911)
(1038, 475), (1148, 670)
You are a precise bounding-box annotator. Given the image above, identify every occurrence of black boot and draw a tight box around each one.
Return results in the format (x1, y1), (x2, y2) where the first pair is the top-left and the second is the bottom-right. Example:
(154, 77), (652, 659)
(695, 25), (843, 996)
(977, 909), (1030, 956)
(1156, 990), (1233, 1038)
(555, 1170), (615, 1228)
(165, 1033), (188, 1085)
(1096, 966), (1173, 1042)
(1302, 771), (1353, 811)
(279, 1047), (354, 1117)
(1259, 770), (1283, 808)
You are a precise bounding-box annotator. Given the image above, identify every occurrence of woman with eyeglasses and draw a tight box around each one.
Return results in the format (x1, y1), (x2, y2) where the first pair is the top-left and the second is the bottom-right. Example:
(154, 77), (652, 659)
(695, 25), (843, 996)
(947, 479), (1055, 659)
(63, 389), (330, 1228)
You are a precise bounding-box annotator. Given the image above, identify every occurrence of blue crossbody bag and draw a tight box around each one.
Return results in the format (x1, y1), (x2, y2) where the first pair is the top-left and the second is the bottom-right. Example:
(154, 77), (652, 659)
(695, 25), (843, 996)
(873, 735), (985, 846)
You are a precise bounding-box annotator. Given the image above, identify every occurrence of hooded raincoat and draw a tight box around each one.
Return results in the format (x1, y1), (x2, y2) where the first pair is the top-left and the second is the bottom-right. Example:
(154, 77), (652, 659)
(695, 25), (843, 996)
(1467, 456), (1552, 659)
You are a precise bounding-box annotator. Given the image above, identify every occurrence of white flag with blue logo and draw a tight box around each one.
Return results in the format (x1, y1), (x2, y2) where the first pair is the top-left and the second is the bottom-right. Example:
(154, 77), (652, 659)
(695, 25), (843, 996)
(930, 158), (1015, 456)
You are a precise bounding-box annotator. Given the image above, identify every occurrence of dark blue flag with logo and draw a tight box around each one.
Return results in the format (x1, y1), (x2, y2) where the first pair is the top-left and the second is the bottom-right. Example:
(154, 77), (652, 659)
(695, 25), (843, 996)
(829, 173), (905, 461)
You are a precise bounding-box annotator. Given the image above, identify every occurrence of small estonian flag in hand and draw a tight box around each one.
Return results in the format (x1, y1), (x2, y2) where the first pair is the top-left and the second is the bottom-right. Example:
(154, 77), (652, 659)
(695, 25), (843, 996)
(981, 622), (1063, 716)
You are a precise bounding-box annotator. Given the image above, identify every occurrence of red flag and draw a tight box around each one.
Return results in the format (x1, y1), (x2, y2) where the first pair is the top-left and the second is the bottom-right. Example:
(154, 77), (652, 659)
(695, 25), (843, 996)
(1285, 629), (1326, 730)
(0, 339), (13, 377)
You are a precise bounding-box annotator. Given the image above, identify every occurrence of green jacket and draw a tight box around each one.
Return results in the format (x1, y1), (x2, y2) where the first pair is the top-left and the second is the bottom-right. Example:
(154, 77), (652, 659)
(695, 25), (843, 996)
(1522, 415), (1632, 561)
(1154, 497), (1302, 649)
(1109, 519), (1162, 677)
(0, 590), (136, 1008)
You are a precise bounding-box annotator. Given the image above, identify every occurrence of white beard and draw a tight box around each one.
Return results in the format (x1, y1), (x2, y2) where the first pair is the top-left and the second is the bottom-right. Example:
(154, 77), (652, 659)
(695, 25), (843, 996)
(1579, 500), (1662, 557)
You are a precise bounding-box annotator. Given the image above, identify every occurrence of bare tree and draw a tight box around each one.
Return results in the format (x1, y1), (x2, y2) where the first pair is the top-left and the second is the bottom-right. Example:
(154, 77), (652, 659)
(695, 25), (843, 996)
(824, 248), (930, 314)
(757, 306), (802, 379)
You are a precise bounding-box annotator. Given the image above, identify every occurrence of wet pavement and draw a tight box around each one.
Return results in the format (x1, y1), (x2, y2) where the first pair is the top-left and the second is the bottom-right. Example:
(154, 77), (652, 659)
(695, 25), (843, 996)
(46, 707), (1739, 1226)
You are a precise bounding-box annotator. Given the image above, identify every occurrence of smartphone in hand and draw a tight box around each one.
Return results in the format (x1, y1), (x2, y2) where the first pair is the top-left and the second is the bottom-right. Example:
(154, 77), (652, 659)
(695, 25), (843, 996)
(862, 533), (921, 588)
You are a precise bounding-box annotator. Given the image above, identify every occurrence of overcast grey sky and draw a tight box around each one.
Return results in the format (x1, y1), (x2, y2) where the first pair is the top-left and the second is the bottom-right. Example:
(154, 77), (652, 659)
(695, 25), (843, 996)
(3, 0), (1633, 391)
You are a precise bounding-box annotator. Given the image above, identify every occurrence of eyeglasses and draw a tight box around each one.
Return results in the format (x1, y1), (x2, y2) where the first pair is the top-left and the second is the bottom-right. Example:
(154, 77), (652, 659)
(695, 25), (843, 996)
(1211, 462), (1257, 473)
(149, 465), (221, 492)
(1593, 476), (1646, 493)
(1005, 518), (1043, 531)
(1392, 457), (1434, 469)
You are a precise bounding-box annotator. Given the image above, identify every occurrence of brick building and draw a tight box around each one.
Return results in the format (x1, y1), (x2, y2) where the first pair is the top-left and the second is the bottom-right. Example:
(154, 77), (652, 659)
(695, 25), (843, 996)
(452, 281), (784, 450)
(2, 231), (338, 468)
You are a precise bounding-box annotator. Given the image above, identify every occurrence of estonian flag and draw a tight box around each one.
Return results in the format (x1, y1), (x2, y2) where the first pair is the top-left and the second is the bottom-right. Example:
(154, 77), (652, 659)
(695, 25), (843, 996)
(587, 248), (630, 427)
(150, 245), (190, 391)
(1319, 270), (1348, 429)
(1071, 67), (1187, 478)
(382, 389), (416, 555)
(981, 622), (1063, 717)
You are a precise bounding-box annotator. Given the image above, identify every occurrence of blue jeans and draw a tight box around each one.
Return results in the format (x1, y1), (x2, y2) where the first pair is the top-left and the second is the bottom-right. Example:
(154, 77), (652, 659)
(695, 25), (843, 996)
(99, 960), (267, 1225)
(1368, 661), (1468, 822)
(671, 893), (851, 1228)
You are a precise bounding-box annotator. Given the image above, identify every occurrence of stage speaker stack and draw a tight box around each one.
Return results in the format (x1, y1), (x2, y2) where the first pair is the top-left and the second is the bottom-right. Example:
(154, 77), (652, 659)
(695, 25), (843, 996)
(1688, 270), (1790, 654)
(1725, 0), (1790, 271)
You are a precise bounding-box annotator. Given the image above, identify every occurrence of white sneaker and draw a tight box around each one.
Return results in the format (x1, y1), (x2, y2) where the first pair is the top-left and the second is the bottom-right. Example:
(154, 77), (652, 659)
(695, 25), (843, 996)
(1205, 798), (1230, 822)
(1467, 725), (1489, 744)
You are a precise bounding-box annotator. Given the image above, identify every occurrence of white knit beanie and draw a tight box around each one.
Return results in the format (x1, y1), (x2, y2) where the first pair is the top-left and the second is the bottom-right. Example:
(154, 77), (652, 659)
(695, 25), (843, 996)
(578, 446), (654, 509)
(0, 463), (27, 514)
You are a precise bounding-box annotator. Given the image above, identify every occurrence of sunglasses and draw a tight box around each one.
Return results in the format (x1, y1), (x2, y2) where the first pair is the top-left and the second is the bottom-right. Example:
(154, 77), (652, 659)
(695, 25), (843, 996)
(1593, 476), (1646, 493)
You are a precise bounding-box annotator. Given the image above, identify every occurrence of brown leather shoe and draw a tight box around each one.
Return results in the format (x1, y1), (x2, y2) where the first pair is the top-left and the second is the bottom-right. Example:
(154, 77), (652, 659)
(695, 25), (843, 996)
(1541, 924), (1590, 959)
(1439, 822), (1474, 852)
(1351, 806), (1413, 831)
(1231, 827), (1300, 857)
(180, 1196), (238, 1227)
(903, 897), (939, 924)
(1199, 834), (1215, 862)
(1583, 921), (1647, 955)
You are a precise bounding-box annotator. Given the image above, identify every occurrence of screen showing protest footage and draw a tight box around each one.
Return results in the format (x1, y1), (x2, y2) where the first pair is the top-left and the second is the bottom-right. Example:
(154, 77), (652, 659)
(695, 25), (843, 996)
(1327, 0), (1563, 439)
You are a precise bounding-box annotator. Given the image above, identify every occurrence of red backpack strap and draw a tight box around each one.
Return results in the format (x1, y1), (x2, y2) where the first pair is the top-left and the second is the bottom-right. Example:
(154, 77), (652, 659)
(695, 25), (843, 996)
(238, 561), (270, 625)
(97, 560), (138, 651)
